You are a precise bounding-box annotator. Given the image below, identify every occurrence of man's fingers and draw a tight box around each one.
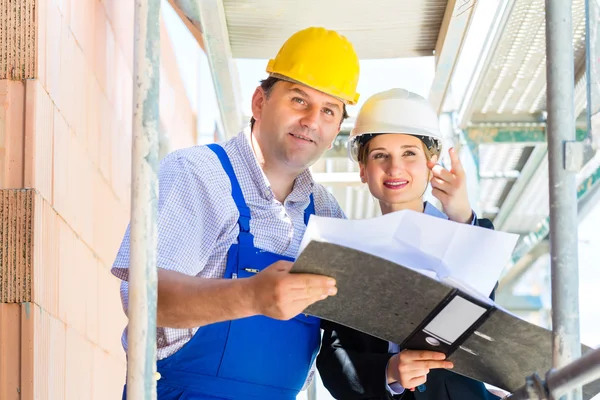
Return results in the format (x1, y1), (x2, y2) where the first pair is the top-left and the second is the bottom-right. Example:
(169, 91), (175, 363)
(288, 273), (336, 289)
(289, 284), (337, 299)
(291, 288), (335, 309)
(449, 148), (466, 178)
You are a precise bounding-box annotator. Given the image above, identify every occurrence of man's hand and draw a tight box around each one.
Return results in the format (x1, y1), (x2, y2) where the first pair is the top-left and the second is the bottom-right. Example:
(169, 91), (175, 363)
(428, 147), (473, 224)
(387, 350), (454, 390)
(246, 260), (338, 320)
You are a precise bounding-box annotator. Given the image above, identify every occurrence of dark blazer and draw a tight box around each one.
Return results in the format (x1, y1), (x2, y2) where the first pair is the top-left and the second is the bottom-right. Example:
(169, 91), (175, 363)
(316, 217), (501, 400)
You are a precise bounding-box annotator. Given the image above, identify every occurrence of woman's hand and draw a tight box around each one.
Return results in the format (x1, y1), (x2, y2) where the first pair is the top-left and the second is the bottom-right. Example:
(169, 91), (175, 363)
(386, 349), (454, 390)
(428, 148), (473, 224)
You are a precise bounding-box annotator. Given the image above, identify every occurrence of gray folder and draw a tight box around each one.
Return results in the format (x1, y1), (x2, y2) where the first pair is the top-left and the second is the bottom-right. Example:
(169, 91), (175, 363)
(293, 241), (600, 399)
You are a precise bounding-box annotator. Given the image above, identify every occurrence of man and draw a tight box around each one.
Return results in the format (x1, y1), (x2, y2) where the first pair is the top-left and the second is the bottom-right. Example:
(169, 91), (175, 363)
(112, 27), (360, 400)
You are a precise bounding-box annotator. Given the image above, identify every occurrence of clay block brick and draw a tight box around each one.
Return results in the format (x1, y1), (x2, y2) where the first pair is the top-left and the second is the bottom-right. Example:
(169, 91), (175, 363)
(92, 345), (113, 399)
(98, 92), (113, 183)
(56, 217), (73, 323)
(47, 313), (66, 399)
(90, 343), (126, 399)
(24, 80), (54, 204)
(103, 0), (134, 73)
(52, 107), (70, 223)
(32, 303), (50, 398)
(32, 193), (59, 317)
(77, 0), (97, 69)
(93, 2), (108, 96)
(20, 303), (34, 400)
(0, 303), (22, 399)
(94, 8), (117, 106)
(37, 0), (48, 88)
(57, 220), (88, 336)
(0, 189), (34, 303)
(66, 130), (82, 236)
(29, 304), (67, 400)
(0, 0), (36, 80)
(105, 352), (126, 398)
(97, 265), (127, 357)
(86, 258), (99, 345)
(69, 0), (91, 58)
(73, 239), (96, 337)
(111, 49), (132, 132)
(65, 327), (93, 399)
(55, 0), (70, 23)
(91, 172), (109, 265)
(0, 303), (35, 399)
(79, 167), (94, 250)
(86, 74), (101, 169)
(59, 22), (75, 132)
(45, 1), (62, 106)
(67, 132), (94, 246)
(71, 41), (88, 142)
(91, 166), (129, 267)
(0, 81), (25, 190)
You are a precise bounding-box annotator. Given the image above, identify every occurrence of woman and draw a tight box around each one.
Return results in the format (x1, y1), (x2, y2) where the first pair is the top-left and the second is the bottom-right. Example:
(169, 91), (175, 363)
(317, 89), (503, 400)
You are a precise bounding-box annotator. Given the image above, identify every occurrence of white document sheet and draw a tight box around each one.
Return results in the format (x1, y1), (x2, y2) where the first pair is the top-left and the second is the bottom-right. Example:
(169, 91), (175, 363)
(298, 210), (519, 300)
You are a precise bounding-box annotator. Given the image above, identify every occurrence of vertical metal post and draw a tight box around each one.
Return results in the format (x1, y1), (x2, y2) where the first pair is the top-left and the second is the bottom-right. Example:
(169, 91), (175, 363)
(545, 1), (582, 399)
(129, 1), (160, 399)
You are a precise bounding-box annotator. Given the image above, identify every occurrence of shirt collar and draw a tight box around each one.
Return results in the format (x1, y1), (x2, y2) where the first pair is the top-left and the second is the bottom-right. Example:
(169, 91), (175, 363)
(423, 201), (448, 219)
(234, 129), (315, 202)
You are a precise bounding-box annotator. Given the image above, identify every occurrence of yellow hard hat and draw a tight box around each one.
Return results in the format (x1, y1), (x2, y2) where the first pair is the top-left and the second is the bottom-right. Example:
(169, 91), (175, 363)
(266, 27), (360, 105)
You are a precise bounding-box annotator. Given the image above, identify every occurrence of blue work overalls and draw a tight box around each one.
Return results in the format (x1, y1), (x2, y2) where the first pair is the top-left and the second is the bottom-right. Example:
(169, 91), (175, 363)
(123, 144), (321, 399)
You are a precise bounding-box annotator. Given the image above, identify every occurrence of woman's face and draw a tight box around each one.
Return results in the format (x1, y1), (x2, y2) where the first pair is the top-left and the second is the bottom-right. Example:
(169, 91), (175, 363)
(359, 134), (437, 212)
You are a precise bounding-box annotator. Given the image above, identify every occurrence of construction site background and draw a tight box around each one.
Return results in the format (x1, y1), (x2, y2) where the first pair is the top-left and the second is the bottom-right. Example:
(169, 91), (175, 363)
(0, 0), (599, 399)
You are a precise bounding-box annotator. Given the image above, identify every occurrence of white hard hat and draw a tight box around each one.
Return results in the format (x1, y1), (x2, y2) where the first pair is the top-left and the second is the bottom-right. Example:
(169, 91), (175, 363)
(348, 88), (443, 162)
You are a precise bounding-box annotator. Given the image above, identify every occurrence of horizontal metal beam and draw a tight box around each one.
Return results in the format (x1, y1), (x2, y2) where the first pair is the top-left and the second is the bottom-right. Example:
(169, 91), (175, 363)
(507, 165), (600, 268)
(479, 170), (520, 179)
(466, 125), (587, 144)
(428, 0), (477, 113)
(493, 145), (548, 231)
(167, 0), (205, 51)
(457, 0), (517, 127)
(499, 240), (550, 292)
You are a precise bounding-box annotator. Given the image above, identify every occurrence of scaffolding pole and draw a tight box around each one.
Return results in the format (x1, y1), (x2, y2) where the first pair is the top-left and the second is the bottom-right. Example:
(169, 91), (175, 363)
(505, 347), (600, 400)
(128, 0), (160, 399)
(545, 1), (582, 399)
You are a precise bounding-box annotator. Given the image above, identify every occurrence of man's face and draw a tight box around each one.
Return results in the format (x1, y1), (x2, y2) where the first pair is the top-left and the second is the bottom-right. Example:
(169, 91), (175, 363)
(251, 81), (344, 171)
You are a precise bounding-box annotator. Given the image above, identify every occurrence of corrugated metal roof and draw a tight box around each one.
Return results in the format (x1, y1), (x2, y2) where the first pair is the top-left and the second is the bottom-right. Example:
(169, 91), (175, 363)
(223, 0), (448, 59)
(502, 156), (550, 233)
(468, 0), (586, 121)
